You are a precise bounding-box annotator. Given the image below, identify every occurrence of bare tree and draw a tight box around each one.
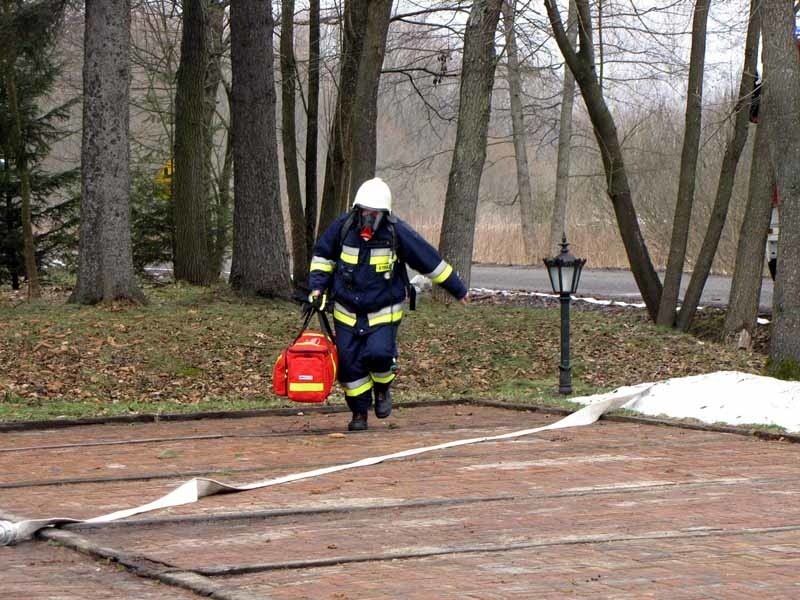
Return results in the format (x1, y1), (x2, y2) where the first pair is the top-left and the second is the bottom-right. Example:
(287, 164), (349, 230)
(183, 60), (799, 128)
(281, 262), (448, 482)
(70, 0), (144, 305)
(346, 0), (393, 199)
(317, 0), (393, 235)
(205, 0), (228, 277)
(280, 0), (307, 288)
(544, 0), (662, 320)
(437, 0), (503, 295)
(656, 0), (710, 327)
(305, 0), (320, 270)
(173, 0), (213, 285)
(129, 1), (180, 163)
(501, 0), (536, 263)
(760, 0), (800, 367)
(229, 0), (290, 296)
(724, 109), (772, 345)
(677, 0), (759, 332)
(317, 0), (369, 234)
(549, 0), (577, 255)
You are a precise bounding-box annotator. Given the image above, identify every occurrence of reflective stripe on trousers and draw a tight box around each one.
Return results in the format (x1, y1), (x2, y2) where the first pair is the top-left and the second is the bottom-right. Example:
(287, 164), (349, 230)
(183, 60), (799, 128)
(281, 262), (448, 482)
(343, 375), (373, 397)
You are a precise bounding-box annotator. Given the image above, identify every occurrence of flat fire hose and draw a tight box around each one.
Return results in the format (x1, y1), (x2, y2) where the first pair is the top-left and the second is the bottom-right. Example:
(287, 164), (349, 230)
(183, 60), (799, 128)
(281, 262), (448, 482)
(0, 389), (647, 546)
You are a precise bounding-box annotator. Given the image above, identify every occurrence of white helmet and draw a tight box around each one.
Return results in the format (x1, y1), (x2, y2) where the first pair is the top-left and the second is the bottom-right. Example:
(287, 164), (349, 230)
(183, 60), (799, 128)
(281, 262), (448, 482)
(353, 177), (392, 212)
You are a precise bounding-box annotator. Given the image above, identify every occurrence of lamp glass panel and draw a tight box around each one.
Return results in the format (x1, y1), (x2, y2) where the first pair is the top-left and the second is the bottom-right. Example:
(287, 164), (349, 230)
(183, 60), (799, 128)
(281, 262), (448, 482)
(572, 261), (584, 293)
(560, 265), (574, 293)
(546, 264), (560, 293)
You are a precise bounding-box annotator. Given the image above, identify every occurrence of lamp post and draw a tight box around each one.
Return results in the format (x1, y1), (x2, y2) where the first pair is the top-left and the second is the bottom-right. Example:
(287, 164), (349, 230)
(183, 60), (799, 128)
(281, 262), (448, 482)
(544, 235), (586, 395)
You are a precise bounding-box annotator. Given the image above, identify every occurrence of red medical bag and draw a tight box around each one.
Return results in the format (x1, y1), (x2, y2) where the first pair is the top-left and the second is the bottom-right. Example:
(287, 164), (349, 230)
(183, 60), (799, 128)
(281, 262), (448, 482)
(272, 309), (338, 403)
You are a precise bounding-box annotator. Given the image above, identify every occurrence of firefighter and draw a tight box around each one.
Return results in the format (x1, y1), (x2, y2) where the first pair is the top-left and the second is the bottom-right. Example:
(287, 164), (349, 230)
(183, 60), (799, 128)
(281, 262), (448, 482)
(308, 177), (468, 431)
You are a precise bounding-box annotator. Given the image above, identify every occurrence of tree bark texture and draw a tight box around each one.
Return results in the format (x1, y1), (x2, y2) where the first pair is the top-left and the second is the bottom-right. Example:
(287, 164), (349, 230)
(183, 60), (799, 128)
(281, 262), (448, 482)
(317, 0), (368, 234)
(69, 0), (144, 305)
(280, 0), (307, 288)
(657, 0), (710, 326)
(436, 0), (503, 295)
(2, 180), (21, 289)
(173, 0), (213, 285)
(760, 0), (800, 365)
(544, 0), (662, 320)
(549, 0), (578, 255)
(502, 0), (536, 264)
(724, 112), (772, 340)
(304, 0), (320, 270)
(677, 2), (759, 332)
(346, 0), (392, 201)
(1, 0), (40, 298)
(229, 0), (290, 296)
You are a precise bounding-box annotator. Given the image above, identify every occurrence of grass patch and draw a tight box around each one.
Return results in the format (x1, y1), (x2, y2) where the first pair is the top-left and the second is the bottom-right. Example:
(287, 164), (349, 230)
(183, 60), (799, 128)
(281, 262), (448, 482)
(767, 357), (800, 382)
(0, 282), (766, 421)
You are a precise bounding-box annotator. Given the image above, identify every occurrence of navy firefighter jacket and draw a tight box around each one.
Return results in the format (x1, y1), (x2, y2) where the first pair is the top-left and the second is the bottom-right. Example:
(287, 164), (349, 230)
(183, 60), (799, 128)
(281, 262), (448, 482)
(308, 212), (467, 329)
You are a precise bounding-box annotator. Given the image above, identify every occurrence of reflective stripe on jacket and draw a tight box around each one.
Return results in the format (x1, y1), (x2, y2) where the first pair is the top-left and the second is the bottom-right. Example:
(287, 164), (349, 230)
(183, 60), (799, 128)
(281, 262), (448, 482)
(309, 213), (467, 327)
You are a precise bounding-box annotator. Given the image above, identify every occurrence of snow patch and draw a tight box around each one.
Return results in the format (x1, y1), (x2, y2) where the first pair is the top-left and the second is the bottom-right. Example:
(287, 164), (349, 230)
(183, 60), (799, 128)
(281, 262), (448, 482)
(574, 371), (800, 433)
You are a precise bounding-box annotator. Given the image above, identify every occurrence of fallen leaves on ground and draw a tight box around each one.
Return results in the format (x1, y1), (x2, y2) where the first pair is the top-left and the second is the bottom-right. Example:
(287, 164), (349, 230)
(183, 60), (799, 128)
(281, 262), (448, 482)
(0, 282), (766, 420)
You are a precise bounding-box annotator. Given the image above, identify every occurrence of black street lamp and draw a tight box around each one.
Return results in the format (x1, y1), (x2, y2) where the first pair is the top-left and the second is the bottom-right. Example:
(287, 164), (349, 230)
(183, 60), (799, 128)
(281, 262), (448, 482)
(543, 235), (586, 395)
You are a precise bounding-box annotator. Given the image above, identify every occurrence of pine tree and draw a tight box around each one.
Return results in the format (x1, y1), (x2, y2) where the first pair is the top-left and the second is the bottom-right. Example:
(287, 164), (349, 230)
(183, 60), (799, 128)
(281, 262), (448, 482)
(0, 0), (78, 291)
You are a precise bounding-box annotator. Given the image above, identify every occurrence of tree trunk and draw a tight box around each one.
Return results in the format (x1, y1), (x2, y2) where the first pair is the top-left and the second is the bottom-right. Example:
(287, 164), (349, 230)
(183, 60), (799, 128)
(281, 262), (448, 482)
(317, 0), (369, 234)
(724, 115), (772, 342)
(544, 0), (662, 320)
(436, 0), (503, 297)
(502, 0), (536, 264)
(1, 0), (40, 299)
(2, 182), (21, 290)
(346, 0), (393, 200)
(229, 0), (290, 296)
(304, 0), (320, 268)
(549, 0), (578, 255)
(677, 2), (759, 332)
(205, 0), (226, 277)
(173, 0), (213, 285)
(761, 0), (800, 366)
(69, 0), (144, 305)
(212, 86), (233, 277)
(657, 0), (710, 326)
(280, 0), (307, 288)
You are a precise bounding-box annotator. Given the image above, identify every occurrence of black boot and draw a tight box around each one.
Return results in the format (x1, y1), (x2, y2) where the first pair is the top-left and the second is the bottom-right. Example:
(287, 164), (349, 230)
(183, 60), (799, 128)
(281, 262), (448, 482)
(374, 384), (392, 419)
(348, 412), (368, 431)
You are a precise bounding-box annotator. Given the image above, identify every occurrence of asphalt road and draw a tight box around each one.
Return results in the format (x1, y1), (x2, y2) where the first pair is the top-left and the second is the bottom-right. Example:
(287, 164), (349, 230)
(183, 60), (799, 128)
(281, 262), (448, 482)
(154, 262), (774, 310)
(469, 265), (774, 310)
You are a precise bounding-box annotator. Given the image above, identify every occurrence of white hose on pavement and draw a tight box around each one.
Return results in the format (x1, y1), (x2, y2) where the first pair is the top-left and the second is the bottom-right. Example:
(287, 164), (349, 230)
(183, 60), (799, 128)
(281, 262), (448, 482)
(0, 389), (647, 546)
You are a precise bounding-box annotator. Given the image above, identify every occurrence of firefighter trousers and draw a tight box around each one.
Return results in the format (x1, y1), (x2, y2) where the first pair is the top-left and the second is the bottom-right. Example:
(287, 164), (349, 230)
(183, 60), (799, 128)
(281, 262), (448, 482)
(335, 322), (398, 413)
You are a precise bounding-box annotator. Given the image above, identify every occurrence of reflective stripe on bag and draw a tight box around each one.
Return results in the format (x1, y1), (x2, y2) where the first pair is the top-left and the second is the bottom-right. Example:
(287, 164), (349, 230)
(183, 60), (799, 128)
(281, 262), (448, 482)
(289, 382), (325, 393)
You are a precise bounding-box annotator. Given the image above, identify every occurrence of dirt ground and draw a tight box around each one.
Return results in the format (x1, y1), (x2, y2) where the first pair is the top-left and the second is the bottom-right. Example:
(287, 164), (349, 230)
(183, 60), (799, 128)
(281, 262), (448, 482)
(2, 404), (800, 599)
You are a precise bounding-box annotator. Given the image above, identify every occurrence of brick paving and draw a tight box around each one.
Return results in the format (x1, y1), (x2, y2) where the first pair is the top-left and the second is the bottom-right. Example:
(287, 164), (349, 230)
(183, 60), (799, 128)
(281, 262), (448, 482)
(1, 538), (198, 599)
(1, 404), (800, 598)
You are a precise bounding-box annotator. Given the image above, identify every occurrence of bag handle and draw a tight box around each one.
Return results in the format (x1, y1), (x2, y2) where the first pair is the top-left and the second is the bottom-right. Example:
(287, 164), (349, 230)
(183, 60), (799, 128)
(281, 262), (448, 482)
(295, 305), (336, 345)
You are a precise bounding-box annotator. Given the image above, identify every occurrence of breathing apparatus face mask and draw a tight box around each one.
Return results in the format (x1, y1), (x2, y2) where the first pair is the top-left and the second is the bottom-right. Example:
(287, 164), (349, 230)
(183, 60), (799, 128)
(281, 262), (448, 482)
(358, 210), (384, 241)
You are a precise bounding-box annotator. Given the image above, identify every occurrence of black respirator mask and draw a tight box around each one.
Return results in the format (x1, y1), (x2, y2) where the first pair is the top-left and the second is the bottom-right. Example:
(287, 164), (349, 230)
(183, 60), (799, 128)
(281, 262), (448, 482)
(358, 210), (384, 241)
